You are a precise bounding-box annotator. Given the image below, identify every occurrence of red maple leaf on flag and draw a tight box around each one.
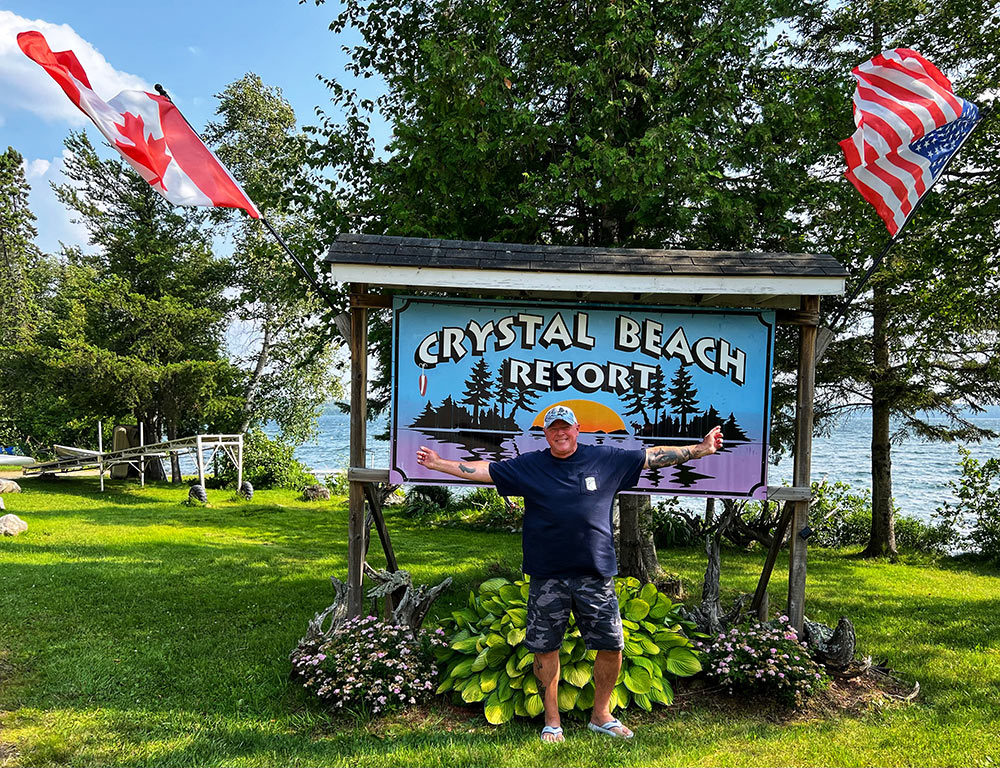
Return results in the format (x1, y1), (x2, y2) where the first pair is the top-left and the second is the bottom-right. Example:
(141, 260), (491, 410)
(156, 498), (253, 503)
(114, 112), (172, 189)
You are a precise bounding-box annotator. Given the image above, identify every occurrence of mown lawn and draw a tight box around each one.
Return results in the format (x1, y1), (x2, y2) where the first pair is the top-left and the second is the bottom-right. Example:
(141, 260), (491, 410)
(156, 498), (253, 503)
(1, 477), (998, 767)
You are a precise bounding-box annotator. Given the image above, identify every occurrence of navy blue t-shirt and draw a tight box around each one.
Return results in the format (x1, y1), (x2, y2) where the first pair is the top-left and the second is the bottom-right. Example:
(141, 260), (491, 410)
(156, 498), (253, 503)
(488, 444), (646, 578)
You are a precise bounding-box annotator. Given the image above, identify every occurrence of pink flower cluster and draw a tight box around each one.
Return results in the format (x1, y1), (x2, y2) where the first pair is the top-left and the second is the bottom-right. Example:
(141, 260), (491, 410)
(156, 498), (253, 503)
(693, 615), (829, 706)
(290, 615), (448, 717)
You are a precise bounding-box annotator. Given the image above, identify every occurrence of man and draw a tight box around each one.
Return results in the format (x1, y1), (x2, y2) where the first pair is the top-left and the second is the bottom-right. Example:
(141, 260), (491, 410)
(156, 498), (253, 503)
(416, 404), (723, 742)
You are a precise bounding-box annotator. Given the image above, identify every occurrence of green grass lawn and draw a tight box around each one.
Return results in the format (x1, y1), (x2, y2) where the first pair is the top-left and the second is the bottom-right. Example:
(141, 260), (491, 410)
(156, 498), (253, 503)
(1, 477), (998, 767)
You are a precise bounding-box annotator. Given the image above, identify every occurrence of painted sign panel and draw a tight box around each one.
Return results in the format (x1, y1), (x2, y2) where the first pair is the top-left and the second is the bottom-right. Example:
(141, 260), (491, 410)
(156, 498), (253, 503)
(391, 297), (775, 499)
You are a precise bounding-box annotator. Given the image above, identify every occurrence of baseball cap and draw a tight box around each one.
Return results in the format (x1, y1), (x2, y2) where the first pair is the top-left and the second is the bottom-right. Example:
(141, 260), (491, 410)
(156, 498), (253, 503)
(543, 405), (577, 428)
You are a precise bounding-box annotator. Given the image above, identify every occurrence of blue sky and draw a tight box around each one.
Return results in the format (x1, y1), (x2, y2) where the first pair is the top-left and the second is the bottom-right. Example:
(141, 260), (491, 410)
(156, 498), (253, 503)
(1, 1), (382, 254)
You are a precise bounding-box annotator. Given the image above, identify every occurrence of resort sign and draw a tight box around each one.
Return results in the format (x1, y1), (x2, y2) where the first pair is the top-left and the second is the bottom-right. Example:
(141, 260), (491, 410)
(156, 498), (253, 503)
(391, 297), (775, 498)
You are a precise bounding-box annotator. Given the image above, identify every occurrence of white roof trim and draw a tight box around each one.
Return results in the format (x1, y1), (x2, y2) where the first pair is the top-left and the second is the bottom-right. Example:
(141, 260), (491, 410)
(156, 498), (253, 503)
(323, 263), (845, 297)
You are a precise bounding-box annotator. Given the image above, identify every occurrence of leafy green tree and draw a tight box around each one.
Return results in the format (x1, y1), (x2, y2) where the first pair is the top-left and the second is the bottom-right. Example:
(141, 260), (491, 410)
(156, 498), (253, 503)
(204, 74), (343, 444)
(780, 0), (1000, 556)
(307, 0), (815, 580)
(1, 132), (242, 468)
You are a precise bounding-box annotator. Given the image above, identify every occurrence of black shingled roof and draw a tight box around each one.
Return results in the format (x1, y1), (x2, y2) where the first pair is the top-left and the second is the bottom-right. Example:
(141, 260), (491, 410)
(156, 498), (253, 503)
(325, 233), (847, 277)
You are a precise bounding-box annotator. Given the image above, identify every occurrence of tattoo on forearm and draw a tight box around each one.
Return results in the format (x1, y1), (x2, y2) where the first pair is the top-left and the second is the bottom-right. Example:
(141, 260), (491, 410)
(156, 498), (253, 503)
(458, 464), (476, 474)
(647, 446), (696, 469)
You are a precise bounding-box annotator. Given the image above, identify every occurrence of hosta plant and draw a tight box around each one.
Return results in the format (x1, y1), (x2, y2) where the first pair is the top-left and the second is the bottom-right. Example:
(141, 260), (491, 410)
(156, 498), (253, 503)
(435, 576), (702, 724)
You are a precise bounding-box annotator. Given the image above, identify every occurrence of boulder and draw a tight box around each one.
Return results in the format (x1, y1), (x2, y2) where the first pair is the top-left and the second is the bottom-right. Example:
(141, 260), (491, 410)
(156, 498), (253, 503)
(0, 479), (21, 494)
(302, 484), (331, 502)
(238, 480), (254, 500)
(0, 514), (27, 536)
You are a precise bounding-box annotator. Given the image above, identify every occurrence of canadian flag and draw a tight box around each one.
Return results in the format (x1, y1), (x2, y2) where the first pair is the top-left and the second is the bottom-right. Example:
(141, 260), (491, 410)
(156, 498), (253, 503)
(18, 31), (260, 219)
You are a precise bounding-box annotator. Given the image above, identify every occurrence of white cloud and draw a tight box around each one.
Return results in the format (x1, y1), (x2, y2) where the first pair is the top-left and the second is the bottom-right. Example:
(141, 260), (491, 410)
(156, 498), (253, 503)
(26, 150), (92, 255)
(23, 157), (50, 178)
(187, 45), (201, 56)
(0, 10), (152, 126)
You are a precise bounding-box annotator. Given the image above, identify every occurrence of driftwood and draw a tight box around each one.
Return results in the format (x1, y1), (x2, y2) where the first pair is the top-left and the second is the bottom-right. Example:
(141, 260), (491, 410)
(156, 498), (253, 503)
(803, 616), (859, 670)
(301, 567), (451, 643)
(364, 563), (452, 632)
(679, 499), (750, 634)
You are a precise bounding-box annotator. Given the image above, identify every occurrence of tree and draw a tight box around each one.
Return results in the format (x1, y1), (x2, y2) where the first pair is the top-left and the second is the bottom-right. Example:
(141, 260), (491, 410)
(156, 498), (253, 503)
(779, 0), (1000, 556)
(1, 131), (241, 466)
(646, 366), (668, 432)
(204, 74), (343, 445)
(667, 365), (700, 432)
(461, 358), (494, 427)
(0, 147), (43, 345)
(308, 0), (814, 579)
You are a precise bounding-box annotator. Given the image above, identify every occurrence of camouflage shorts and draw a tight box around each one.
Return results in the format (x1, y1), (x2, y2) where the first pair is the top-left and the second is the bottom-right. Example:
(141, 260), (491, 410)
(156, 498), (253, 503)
(525, 576), (624, 653)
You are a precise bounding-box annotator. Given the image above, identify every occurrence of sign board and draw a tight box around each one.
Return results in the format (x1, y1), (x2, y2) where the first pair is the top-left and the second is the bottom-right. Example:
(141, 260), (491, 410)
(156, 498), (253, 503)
(391, 297), (775, 498)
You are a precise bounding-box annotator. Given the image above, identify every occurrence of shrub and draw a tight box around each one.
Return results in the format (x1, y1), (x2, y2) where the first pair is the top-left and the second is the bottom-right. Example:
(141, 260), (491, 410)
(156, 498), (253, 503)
(935, 447), (1000, 559)
(215, 428), (316, 490)
(434, 576), (702, 724)
(810, 478), (952, 554)
(652, 497), (700, 547)
(400, 484), (455, 518)
(290, 615), (447, 717)
(460, 487), (524, 531)
(694, 615), (829, 706)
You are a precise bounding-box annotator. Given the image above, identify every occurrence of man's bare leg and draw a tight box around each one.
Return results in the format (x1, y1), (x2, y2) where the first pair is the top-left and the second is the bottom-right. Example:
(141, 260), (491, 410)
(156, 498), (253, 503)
(533, 650), (563, 742)
(590, 650), (632, 737)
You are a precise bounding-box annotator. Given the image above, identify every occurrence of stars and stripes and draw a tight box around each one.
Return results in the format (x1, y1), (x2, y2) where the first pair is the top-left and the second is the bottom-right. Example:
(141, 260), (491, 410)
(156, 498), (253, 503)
(839, 48), (980, 237)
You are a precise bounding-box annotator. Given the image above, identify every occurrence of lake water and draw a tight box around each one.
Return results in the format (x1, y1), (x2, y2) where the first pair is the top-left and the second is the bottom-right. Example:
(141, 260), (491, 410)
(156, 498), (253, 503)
(294, 406), (1000, 523)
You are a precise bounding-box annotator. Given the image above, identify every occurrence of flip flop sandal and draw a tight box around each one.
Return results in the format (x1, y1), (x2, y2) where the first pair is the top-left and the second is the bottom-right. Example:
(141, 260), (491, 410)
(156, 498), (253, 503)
(540, 725), (564, 743)
(588, 719), (633, 739)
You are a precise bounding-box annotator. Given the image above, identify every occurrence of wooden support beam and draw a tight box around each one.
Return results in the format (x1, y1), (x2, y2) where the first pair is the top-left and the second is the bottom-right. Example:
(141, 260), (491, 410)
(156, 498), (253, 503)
(351, 293), (393, 309)
(766, 485), (812, 501)
(347, 283), (369, 618)
(787, 294), (819, 632)
(348, 467), (391, 483)
(750, 501), (793, 619)
(361, 482), (406, 614)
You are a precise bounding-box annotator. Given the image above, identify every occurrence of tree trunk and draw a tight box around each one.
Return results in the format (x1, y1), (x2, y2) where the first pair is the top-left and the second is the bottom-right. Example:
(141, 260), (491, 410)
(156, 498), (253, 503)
(863, 278), (897, 557)
(239, 319), (274, 433)
(167, 420), (181, 483)
(617, 493), (660, 582)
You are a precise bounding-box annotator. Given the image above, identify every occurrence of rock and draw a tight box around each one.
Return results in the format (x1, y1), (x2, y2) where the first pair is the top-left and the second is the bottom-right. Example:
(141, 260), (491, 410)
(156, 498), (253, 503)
(0, 479), (21, 494)
(0, 514), (27, 536)
(803, 616), (857, 668)
(239, 480), (254, 500)
(302, 484), (331, 502)
(188, 484), (208, 504)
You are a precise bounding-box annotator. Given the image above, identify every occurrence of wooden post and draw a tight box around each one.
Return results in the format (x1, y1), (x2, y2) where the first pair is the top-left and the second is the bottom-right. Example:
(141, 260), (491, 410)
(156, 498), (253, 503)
(787, 295), (819, 632)
(347, 284), (369, 618)
(98, 419), (104, 492)
(139, 422), (145, 488)
(195, 435), (205, 488)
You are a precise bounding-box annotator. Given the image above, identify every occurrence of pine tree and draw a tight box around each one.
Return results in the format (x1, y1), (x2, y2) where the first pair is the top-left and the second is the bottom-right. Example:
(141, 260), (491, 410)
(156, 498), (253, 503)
(646, 366), (668, 432)
(668, 365), (700, 433)
(0, 147), (42, 344)
(461, 358), (495, 427)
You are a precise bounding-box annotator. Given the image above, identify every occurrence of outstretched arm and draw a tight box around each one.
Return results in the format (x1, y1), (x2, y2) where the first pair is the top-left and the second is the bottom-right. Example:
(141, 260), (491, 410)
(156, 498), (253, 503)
(416, 445), (493, 483)
(644, 426), (724, 469)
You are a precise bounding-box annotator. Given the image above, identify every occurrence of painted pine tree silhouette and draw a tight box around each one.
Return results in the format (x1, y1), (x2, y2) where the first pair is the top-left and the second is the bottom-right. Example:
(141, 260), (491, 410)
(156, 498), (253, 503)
(647, 366), (668, 430)
(668, 364), (700, 431)
(496, 359), (518, 420)
(461, 358), (494, 427)
(622, 385), (649, 427)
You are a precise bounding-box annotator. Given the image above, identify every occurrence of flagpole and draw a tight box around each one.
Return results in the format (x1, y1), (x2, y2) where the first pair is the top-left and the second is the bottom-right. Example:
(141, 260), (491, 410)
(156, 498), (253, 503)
(153, 84), (342, 317)
(820, 108), (989, 346)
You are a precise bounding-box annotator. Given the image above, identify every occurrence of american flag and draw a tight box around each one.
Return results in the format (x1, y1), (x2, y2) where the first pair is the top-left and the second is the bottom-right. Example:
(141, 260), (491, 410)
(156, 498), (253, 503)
(840, 48), (980, 237)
